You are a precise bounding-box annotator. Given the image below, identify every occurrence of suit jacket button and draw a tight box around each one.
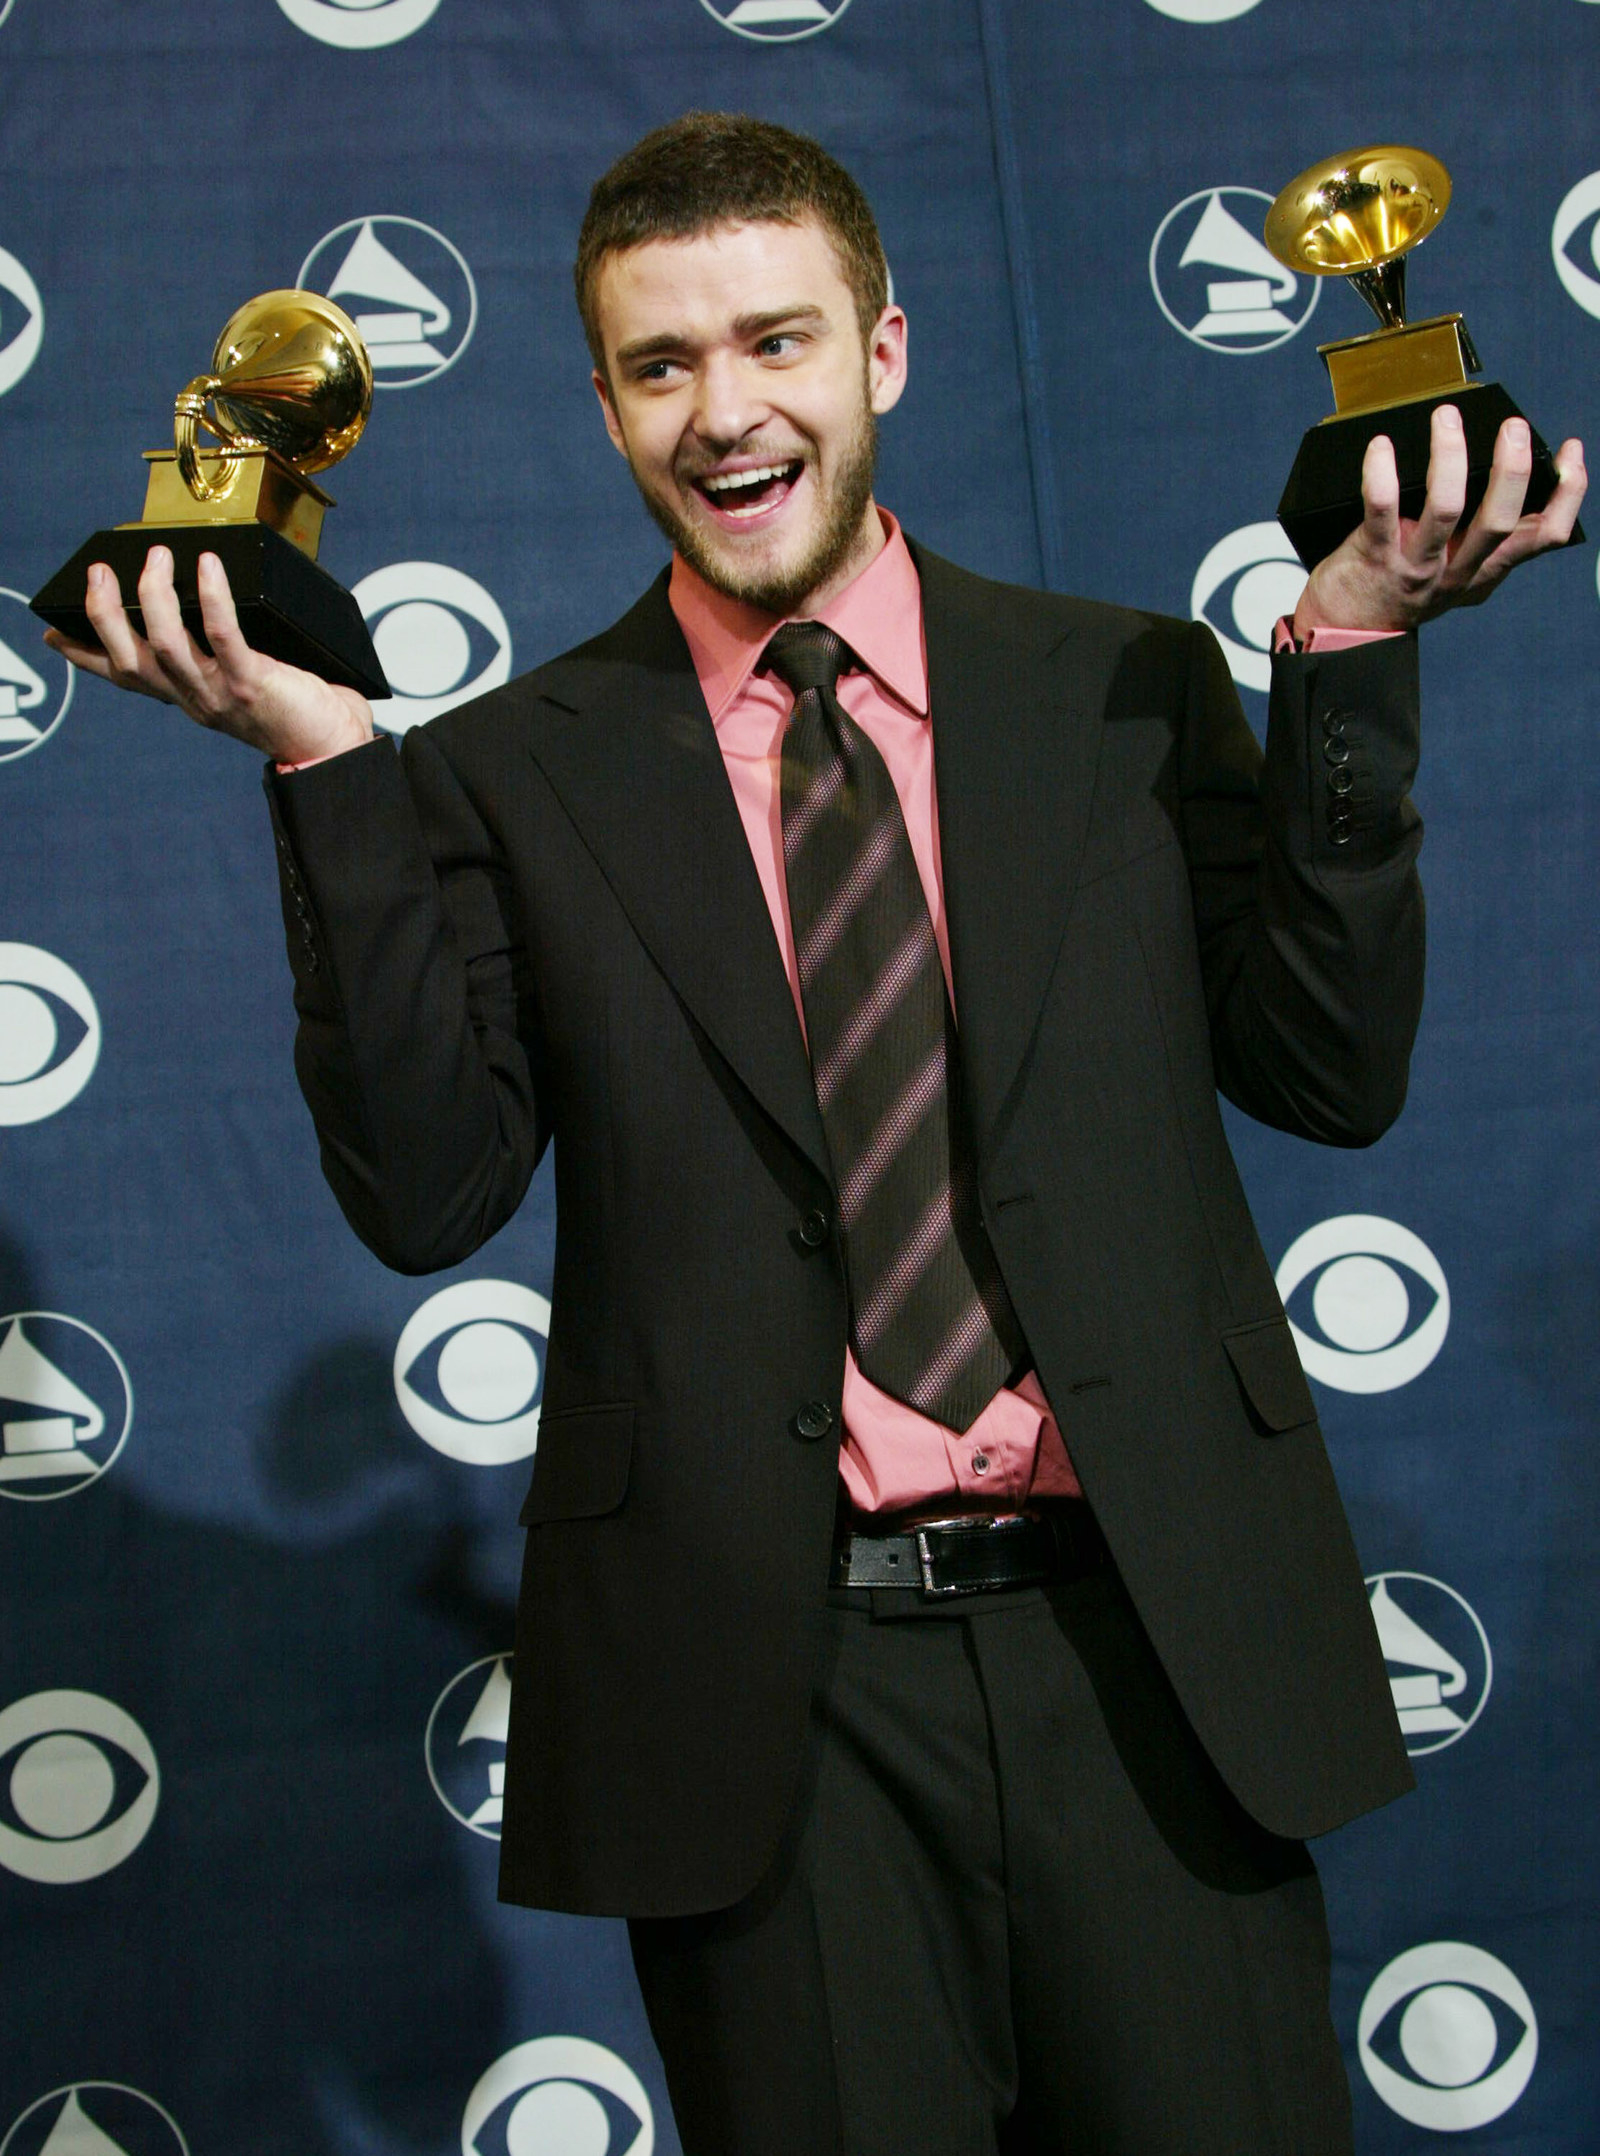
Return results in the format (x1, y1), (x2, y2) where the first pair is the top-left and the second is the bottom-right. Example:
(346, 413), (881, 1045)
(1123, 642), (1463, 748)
(799, 1208), (830, 1248)
(795, 1400), (834, 1441)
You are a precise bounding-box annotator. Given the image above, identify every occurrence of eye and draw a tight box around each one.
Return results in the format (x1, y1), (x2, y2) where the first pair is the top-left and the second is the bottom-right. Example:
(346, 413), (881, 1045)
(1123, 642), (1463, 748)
(1358, 1942), (1538, 2129)
(1551, 169), (1600, 321)
(0, 1310), (134, 1503)
(392, 1279), (550, 1465)
(0, 944), (101, 1126)
(0, 1689), (160, 1884)
(1275, 1214), (1449, 1393)
(425, 1653), (514, 1839)
(351, 561), (512, 733)
(0, 239), (44, 395)
(1189, 522), (1306, 698)
(462, 2037), (655, 2156)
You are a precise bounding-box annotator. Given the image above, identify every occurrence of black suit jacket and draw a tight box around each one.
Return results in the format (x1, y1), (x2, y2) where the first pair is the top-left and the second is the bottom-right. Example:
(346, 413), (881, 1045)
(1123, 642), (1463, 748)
(267, 544), (1421, 1917)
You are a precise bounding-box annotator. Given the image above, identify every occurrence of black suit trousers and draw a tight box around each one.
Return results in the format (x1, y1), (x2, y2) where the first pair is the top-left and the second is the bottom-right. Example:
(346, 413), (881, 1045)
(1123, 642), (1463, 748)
(629, 1561), (1353, 2156)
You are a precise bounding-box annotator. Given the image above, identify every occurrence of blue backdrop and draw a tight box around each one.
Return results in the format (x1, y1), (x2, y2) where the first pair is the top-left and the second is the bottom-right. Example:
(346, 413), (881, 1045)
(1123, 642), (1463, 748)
(3, 2), (1597, 2150)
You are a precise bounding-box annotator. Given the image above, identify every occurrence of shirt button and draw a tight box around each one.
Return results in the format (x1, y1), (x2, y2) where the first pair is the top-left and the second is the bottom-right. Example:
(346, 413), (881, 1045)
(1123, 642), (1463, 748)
(972, 1450), (991, 1475)
(799, 1208), (830, 1249)
(795, 1400), (834, 1441)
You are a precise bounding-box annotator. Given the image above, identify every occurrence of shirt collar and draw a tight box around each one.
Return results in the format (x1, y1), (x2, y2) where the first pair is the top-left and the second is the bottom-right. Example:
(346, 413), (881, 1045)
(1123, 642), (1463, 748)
(668, 508), (928, 725)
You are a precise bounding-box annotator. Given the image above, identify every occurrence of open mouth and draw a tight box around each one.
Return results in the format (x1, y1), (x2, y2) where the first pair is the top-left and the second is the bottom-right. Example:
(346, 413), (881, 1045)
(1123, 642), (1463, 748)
(692, 459), (805, 524)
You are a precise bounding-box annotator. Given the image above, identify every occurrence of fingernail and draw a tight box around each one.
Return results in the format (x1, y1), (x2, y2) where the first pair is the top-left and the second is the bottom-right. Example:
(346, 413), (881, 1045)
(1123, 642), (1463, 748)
(88, 563), (103, 589)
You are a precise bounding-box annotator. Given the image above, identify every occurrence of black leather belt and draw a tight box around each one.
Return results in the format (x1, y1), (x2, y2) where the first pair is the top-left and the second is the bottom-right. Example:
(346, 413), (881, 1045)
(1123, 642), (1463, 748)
(830, 1502), (1109, 1598)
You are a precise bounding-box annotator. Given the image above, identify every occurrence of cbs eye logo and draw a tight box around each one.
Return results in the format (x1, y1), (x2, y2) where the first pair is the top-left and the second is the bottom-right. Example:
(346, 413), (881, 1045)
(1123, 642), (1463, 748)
(353, 563), (512, 734)
(462, 2037), (653, 2156)
(276, 0), (443, 50)
(1275, 1214), (1449, 1393)
(0, 1690), (159, 1884)
(0, 242), (43, 397)
(394, 1280), (549, 1465)
(1145, 0), (1262, 15)
(1551, 169), (1600, 321)
(1359, 1942), (1537, 2130)
(700, 0), (853, 41)
(2, 2084), (189, 2156)
(0, 945), (101, 1126)
(1190, 523), (1306, 695)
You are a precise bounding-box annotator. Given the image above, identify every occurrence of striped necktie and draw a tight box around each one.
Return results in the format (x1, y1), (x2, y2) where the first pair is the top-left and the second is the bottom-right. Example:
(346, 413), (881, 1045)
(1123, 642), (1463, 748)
(765, 621), (1026, 1433)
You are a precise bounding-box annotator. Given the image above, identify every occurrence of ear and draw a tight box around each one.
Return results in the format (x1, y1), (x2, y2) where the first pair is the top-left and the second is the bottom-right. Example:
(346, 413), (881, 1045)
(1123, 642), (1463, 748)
(866, 303), (909, 418)
(593, 369), (629, 457)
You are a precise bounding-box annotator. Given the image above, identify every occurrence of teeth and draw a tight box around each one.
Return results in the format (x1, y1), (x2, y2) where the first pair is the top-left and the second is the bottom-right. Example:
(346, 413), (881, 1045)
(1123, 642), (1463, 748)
(702, 463), (792, 492)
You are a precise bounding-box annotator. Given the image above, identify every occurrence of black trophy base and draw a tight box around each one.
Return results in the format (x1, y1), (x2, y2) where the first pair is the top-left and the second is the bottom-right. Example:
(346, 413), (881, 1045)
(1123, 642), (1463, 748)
(31, 523), (390, 700)
(1277, 381), (1584, 571)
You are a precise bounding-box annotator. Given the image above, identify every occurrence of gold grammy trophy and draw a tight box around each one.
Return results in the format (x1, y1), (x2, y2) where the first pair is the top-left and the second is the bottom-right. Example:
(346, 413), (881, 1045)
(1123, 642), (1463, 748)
(1265, 147), (1581, 568)
(32, 290), (390, 697)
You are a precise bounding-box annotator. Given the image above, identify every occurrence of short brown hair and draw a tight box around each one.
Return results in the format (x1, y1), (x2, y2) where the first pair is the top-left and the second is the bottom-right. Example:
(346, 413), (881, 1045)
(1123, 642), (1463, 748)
(575, 112), (889, 371)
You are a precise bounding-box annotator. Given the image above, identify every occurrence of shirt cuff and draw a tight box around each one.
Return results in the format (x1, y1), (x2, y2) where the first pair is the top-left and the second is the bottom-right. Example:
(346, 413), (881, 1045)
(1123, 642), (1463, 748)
(1273, 617), (1402, 654)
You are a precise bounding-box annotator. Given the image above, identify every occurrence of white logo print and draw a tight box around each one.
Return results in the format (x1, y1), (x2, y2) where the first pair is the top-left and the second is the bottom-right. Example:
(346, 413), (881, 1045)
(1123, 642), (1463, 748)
(276, 0), (443, 48)
(298, 217), (476, 387)
(0, 945), (101, 1125)
(0, 4), (15, 30)
(353, 563), (511, 733)
(0, 588), (73, 762)
(0, 1313), (133, 1502)
(1366, 1573), (1492, 1756)
(1359, 1942), (1537, 2130)
(1, 2083), (190, 2156)
(1276, 1215), (1449, 1393)
(394, 1280), (549, 1465)
(0, 1691), (159, 1884)
(1150, 187), (1318, 352)
(462, 2037), (653, 2156)
(426, 1653), (513, 1838)
(1144, 0), (1262, 16)
(700, 0), (853, 39)
(0, 244), (43, 396)
(1551, 169), (1600, 320)
(1190, 523), (1306, 693)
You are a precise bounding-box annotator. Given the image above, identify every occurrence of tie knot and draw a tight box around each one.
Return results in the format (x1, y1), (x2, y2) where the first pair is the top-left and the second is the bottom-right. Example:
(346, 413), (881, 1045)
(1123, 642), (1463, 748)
(762, 622), (850, 699)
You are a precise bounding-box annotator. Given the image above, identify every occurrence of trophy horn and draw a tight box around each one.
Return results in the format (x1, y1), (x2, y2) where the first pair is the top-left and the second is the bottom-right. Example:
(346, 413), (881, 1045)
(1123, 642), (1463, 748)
(173, 289), (373, 502)
(1263, 146), (1452, 331)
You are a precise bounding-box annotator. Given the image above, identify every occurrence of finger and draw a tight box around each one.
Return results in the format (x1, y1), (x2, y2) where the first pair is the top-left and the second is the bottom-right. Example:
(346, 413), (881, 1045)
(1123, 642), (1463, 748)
(193, 552), (264, 692)
(136, 545), (215, 704)
(1445, 417), (1532, 583)
(1358, 432), (1400, 552)
(81, 559), (164, 683)
(1407, 405), (1469, 564)
(1539, 436), (1588, 546)
(43, 625), (124, 687)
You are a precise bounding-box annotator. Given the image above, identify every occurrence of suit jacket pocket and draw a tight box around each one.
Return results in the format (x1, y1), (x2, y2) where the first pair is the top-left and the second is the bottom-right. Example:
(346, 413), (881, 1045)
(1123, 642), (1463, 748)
(518, 1402), (635, 1522)
(1221, 1318), (1317, 1435)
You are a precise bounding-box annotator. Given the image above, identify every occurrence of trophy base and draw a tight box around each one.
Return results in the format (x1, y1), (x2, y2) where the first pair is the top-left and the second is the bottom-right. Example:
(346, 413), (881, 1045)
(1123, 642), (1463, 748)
(30, 523), (390, 699)
(1277, 381), (1584, 570)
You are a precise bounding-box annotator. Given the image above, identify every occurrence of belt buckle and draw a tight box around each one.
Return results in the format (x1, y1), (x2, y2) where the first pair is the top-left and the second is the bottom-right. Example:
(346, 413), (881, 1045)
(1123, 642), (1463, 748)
(915, 1526), (966, 1597)
(913, 1514), (1020, 1597)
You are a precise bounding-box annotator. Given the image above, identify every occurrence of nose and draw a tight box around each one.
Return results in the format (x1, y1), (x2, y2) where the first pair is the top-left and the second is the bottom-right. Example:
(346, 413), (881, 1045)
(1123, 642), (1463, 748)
(690, 348), (769, 452)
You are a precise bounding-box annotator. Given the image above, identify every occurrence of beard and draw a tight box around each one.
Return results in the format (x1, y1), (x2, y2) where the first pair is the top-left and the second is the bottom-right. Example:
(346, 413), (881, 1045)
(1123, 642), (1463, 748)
(628, 394), (879, 616)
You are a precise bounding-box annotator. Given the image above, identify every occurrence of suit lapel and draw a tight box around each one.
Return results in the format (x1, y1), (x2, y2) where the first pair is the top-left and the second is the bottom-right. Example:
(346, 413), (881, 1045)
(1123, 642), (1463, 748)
(522, 576), (831, 1186)
(914, 545), (1101, 1157)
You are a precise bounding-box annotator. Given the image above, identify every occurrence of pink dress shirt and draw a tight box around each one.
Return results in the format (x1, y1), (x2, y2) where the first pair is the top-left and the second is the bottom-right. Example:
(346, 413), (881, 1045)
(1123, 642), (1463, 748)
(668, 515), (1084, 1516)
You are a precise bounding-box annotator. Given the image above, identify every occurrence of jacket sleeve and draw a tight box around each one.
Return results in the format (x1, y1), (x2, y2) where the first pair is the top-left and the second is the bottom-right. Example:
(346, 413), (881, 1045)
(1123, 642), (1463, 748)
(263, 726), (550, 1272)
(1177, 620), (1425, 1146)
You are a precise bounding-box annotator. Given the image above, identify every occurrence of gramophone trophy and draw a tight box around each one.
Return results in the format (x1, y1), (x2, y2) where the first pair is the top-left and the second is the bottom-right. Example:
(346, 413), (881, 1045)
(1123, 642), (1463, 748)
(32, 290), (390, 697)
(1264, 147), (1581, 569)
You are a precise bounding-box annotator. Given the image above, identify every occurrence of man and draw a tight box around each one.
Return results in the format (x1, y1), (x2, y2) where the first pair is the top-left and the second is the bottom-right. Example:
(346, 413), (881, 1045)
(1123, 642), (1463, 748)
(49, 114), (1585, 2156)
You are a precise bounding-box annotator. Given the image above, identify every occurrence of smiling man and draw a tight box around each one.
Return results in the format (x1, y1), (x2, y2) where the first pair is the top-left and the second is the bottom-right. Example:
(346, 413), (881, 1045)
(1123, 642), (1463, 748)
(48, 112), (1585, 2156)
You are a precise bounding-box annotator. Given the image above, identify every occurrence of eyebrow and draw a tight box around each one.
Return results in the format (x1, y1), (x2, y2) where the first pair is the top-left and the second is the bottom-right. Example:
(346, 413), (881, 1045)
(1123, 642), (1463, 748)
(614, 303), (831, 369)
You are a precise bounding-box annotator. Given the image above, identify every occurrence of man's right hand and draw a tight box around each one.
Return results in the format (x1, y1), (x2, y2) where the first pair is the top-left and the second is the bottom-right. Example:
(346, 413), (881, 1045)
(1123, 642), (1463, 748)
(43, 545), (376, 765)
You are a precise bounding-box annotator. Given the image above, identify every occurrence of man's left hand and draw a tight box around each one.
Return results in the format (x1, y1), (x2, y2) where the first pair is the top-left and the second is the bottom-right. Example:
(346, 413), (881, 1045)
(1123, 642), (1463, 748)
(1292, 406), (1587, 641)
